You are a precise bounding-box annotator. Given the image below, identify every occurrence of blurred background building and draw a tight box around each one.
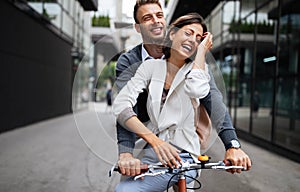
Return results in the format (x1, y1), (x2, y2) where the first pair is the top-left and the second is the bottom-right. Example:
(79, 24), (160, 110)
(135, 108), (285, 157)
(1, 0), (97, 132)
(1, 0), (299, 162)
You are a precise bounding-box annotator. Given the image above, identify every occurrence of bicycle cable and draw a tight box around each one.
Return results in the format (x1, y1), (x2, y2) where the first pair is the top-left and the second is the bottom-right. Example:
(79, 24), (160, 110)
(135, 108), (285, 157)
(166, 169), (202, 192)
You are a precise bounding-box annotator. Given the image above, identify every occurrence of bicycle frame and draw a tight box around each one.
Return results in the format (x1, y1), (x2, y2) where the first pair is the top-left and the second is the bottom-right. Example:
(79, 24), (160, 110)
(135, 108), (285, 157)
(177, 170), (187, 192)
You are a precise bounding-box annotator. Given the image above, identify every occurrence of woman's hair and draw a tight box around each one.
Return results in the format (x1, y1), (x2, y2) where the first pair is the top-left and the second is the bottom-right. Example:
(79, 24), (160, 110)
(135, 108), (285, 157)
(133, 0), (162, 24)
(163, 12), (207, 62)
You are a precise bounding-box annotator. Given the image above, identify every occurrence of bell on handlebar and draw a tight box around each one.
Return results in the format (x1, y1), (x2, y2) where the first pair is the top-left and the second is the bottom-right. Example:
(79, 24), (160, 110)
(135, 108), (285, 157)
(198, 155), (210, 163)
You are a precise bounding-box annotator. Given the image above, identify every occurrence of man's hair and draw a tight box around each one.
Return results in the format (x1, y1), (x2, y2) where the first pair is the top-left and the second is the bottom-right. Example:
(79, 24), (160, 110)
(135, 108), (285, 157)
(163, 12), (208, 62)
(133, 0), (162, 24)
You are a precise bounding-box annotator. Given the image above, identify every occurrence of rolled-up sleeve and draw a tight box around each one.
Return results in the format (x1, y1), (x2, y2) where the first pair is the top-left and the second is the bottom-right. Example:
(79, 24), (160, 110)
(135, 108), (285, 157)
(113, 60), (152, 125)
(184, 65), (210, 99)
(118, 107), (137, 125)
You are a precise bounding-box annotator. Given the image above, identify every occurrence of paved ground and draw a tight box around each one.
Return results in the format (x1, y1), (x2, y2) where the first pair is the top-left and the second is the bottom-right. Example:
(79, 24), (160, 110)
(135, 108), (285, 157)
(0, 102), (299, 192)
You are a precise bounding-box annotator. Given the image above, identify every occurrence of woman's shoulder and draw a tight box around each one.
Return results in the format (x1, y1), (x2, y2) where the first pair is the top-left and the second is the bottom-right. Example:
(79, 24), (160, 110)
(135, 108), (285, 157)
(142, 59), (166, 67)
(138, 59), (166, 77)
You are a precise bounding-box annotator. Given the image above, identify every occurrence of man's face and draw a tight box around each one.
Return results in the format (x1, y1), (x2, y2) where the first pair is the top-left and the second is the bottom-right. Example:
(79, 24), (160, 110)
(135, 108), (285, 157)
(135, 3), (166, 44)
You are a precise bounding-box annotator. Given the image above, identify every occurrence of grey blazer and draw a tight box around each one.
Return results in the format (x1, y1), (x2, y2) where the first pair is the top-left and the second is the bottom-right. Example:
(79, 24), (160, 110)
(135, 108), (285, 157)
(115, 44), (238, 154)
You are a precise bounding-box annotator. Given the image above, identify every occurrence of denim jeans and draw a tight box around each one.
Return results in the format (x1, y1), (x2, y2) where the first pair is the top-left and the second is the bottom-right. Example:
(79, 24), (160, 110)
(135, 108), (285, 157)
(115, 151), (198, 192)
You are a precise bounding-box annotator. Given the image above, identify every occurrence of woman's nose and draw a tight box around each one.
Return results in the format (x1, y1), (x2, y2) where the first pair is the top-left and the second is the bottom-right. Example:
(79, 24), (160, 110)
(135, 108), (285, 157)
(188, 35), (197, 44)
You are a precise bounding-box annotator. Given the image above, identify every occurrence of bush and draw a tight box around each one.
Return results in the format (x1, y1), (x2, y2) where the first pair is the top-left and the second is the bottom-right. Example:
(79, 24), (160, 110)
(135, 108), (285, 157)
(229, 19), (274, 34)
(92, 14), (110, 27)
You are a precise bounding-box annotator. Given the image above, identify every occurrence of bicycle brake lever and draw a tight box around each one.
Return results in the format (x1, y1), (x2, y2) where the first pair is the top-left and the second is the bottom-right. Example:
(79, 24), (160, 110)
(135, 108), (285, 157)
(134, 170), (167, 180)
(212, 165), (246, 170)
(109, 164), (118, 177)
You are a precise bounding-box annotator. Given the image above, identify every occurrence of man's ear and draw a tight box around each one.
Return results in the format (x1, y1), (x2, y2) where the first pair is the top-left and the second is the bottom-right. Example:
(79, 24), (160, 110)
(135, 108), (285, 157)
(134, 23), (141, 33)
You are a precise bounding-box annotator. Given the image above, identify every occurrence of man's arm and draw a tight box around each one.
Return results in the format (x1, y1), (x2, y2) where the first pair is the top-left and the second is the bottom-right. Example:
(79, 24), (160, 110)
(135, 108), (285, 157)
(115, 54), (140, 155)
(115, 48), (151, 176)
(202, 69), (251, 173)
(116, 122), (136, 154)
(202, 69), (239, 147)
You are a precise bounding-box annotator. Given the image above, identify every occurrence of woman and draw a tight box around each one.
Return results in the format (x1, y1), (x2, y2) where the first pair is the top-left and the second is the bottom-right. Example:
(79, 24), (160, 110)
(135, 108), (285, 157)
(113, 13), (213, 191)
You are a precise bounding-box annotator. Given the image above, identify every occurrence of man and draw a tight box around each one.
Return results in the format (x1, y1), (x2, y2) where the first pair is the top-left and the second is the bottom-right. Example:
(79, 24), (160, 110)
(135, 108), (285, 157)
(115, 0), (251, 176)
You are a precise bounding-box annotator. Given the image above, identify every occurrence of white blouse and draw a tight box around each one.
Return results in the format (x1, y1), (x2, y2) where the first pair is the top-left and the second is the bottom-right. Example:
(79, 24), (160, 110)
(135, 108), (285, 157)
(113, 59), (210, 160)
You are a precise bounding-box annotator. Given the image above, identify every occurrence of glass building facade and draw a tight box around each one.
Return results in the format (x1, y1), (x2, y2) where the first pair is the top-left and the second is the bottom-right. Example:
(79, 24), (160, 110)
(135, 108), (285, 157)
(26, 0), (94, 111)
(26, 0), (91, 54)
(1, 0), (96, 132)
(206, 0), (299, 160)
(23, 0), (94, 111)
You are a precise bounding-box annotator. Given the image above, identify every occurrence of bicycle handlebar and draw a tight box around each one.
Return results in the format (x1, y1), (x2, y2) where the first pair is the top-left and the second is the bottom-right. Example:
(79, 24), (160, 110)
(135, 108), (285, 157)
(109, 155), (245, 179)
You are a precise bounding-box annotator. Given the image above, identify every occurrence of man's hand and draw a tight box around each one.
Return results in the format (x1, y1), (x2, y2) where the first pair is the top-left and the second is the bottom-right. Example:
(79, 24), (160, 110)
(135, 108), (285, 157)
(118, 153), (141, 176)
(224, 148), (252, 174)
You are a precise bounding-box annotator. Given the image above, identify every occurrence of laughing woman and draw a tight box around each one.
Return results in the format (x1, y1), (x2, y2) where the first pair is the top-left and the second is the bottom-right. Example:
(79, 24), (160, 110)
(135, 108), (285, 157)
(113, 13), (213, 192)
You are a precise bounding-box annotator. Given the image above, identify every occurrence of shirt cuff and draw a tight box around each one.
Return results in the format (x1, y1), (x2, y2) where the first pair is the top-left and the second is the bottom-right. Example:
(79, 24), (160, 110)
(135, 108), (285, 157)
(117, 107), (137, 125)
(218, 129), (240, 150)
(118, 141), (135, 154)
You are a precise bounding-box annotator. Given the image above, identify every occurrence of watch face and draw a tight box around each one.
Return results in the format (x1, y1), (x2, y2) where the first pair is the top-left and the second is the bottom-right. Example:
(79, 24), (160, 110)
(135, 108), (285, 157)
(231, 140), (240, 148)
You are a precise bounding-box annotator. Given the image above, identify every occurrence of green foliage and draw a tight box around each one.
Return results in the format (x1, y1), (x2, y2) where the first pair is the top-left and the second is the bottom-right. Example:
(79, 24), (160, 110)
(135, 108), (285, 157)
(97, 61), (116, 88)
(222, 72), (237, 88)
(42, 8), (56, 20)
(165, 0), (169, 6)
(92, 14), (110, 27)
(229, 19), (274, 34)
(280, 22), (292, 34)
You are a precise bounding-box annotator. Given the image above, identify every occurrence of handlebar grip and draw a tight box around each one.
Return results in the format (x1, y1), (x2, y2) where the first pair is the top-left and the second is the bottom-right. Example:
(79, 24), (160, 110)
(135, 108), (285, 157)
(114, 164), (149, 173)
(223, 159), (231, 166)
(223, 160), (246, 171)
(140, 164), (149, 172)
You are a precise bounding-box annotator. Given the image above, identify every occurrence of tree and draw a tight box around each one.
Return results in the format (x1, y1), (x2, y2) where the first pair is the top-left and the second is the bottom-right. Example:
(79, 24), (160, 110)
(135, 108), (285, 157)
(96, 61), (116, 89)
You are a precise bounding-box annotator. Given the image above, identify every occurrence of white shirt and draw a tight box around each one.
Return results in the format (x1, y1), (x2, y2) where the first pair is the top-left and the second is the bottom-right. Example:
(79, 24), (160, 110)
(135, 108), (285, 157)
(141, 44), (165, 62)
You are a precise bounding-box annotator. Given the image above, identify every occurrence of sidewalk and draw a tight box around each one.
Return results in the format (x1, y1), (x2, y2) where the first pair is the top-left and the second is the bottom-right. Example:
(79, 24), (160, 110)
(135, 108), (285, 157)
(0, 102), (299, 192)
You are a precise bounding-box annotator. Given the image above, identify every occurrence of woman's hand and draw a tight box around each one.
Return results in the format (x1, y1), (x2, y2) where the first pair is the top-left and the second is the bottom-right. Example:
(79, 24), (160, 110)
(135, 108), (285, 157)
(124, 116), (182, 168)
(193, 32), (213, 70)
(199, 32), (213, 53)
(150, 137), (182, 168)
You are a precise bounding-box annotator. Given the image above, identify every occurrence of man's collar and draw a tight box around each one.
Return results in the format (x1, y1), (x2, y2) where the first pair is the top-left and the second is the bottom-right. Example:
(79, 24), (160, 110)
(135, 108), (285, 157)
(141, 44), (154, 62)
(141, 44), (165, 62)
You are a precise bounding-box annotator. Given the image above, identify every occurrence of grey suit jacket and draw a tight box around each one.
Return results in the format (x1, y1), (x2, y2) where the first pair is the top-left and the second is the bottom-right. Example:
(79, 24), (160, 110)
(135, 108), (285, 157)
(115, 44), (238, 154)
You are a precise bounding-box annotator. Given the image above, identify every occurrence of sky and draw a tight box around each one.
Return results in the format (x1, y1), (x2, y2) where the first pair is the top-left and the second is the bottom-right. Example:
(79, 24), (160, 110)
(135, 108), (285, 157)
(96, 0), (165, 23)
(122, 0), (135, 18)
(95, 0), (135, 21)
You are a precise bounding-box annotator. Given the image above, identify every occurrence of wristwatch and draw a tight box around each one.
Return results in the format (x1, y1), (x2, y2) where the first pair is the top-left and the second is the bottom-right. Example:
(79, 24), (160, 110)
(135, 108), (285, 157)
(226, 139), (241, 150)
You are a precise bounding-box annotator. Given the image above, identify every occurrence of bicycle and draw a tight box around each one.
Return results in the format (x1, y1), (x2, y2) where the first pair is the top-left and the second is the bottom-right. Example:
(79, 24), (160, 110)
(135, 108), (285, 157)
(109, 155), (245, 192)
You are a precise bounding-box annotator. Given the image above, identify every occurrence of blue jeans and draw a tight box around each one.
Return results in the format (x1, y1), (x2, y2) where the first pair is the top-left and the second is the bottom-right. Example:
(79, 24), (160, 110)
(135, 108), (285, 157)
(115, 152), (198, 192)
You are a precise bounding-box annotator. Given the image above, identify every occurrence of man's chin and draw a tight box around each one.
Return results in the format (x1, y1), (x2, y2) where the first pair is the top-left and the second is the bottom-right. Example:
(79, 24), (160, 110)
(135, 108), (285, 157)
(149, 36), (164, 44)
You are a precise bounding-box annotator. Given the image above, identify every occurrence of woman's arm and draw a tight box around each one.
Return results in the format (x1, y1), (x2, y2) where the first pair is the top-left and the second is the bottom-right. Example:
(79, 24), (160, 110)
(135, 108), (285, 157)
(185, 32), (213, 99)
(192, 32), (213, 70)
(124, 116), (181, 168)
(113, 61), (151, 122)
(113, 60), (182, 167)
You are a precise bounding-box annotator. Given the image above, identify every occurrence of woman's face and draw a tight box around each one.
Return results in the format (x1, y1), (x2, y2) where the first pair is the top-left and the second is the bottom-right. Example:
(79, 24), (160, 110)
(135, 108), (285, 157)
(170, 23), (204, 59)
